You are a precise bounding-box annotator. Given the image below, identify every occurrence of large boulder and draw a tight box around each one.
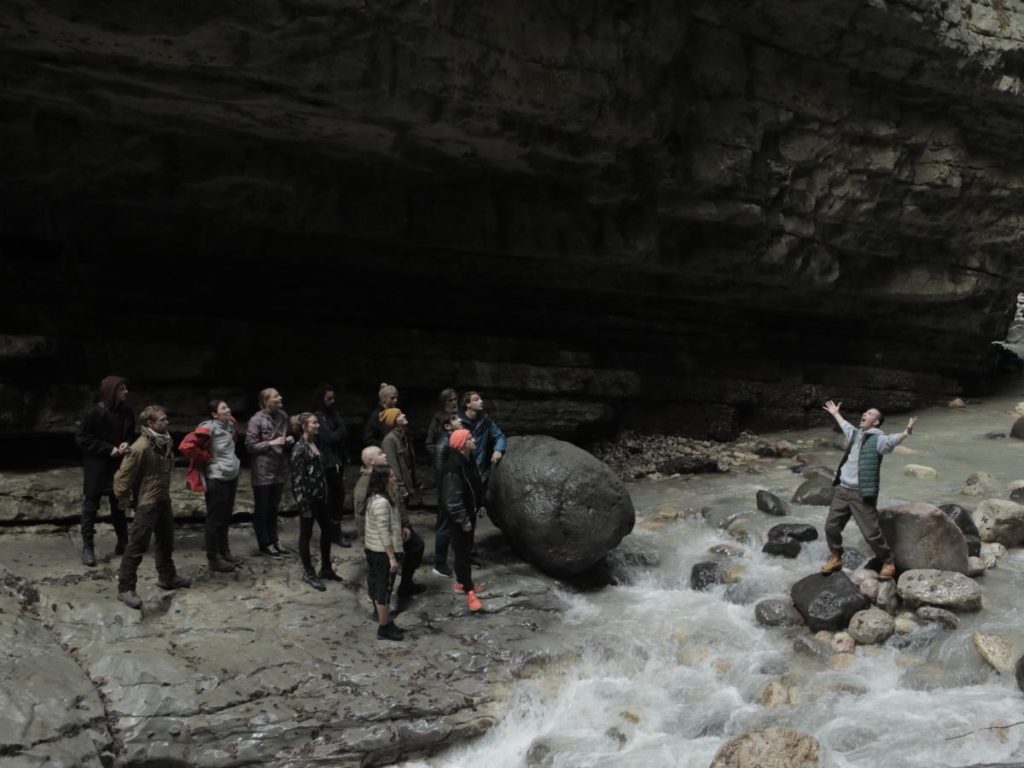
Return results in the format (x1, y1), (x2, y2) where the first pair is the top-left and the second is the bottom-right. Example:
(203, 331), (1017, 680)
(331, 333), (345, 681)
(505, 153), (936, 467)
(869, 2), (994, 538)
(790, 572), (870, 632)
(896, 569), (983, 612)
(487, 436), (635, 576)
(878, 502), (969, 574)
(791, 477), (834, 506)
(973, 499), (1024, 547)
(709, 727), (821, 768)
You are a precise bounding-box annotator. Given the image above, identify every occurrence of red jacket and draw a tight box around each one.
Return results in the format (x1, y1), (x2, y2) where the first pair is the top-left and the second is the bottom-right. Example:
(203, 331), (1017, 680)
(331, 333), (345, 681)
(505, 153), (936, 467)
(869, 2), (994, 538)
(178, 417), (239, 493)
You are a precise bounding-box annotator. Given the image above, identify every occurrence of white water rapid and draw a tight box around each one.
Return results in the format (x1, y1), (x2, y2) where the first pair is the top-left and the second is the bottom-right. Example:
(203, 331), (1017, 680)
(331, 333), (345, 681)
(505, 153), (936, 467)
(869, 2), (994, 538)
(409, 383), (1024, 768)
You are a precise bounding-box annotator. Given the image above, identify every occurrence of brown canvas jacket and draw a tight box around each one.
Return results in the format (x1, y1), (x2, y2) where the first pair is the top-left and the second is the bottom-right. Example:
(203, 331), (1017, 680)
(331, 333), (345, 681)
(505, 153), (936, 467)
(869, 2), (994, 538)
(113, 432), (174, 509)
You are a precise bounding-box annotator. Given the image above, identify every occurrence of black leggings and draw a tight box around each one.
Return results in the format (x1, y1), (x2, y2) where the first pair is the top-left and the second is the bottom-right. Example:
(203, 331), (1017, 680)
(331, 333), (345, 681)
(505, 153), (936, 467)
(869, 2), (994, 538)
(298, 496), (331, 572)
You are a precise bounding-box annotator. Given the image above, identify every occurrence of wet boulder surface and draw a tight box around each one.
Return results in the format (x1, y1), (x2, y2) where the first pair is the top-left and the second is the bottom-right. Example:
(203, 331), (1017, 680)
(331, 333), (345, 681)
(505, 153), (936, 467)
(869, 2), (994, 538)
(790, 572), (870, 632)
(487, 436), (635, 576)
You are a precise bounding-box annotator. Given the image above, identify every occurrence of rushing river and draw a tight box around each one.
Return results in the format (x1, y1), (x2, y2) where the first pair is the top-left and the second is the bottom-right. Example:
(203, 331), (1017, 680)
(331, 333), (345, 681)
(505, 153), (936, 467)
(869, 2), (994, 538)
(408, 384), (1024, 768)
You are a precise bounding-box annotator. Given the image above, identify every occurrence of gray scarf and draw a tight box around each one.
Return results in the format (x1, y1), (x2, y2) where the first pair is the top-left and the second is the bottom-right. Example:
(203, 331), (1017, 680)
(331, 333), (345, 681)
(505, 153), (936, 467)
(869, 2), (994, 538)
(142, 426), (172, 450)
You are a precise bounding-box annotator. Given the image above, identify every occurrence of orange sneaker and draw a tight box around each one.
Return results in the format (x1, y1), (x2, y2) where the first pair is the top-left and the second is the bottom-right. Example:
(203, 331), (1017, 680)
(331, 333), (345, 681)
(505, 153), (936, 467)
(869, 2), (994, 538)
(820, 551), (843, 574)
(878, 562), (896, 581)
(454, 582), (484, 594)
(466, 590), (483, 612)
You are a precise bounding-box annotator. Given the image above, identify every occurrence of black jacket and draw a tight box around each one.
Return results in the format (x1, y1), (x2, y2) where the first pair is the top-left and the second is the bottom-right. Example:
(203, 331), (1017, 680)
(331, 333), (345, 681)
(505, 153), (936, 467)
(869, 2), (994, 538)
(362, 405), (386, 447)
(313, 407), (347, 469)
(76, 402), (136, 496)
(439, 450), (483, 528)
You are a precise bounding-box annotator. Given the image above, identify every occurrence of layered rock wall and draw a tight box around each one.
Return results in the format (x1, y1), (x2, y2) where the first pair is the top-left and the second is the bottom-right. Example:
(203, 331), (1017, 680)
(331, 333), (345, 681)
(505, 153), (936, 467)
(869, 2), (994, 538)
(2, 0), (1023, 451)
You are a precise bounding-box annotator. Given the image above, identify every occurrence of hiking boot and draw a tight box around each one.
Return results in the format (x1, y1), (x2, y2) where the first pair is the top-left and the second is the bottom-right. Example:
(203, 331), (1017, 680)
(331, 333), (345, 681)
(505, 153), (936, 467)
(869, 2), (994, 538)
(118, 590), (142, 609)
(301, 571), (326, 592)
(377, 621), (404, 641)
(157, 575), (192, 590)
(82, 543), (97, 567)
(207, 556), (237, 573)
(259, 546), (281, 559)
(399, 582), (426, 597)
(878, 562), (897, 581)
(821, 551), (844, 574)
(432, 562), (454, 578)
(220, 550), (243, 565)
(319, 565), (343, 582)
(465, 590), (483, 613)
(271, 543), (290, 555)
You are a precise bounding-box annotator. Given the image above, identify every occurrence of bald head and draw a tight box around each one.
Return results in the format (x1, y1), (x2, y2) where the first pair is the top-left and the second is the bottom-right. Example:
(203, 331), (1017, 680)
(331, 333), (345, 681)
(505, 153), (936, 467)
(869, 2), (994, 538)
(361, 445), (383, 469)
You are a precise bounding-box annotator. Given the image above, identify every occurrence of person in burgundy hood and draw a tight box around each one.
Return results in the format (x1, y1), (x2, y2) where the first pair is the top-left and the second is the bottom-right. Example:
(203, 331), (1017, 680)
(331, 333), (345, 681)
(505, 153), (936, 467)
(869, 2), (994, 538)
(75, 375), (135, 566)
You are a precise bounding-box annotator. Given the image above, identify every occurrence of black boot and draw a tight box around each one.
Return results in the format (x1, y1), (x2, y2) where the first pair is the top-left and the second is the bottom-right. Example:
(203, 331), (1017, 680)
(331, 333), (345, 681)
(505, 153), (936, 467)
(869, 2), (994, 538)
(319, 563), (343, 582)
(302, 570), (326, 592)
(377, 621), (404, 641)
(329, 521), (351, 548)
(82, 541), (97, 567)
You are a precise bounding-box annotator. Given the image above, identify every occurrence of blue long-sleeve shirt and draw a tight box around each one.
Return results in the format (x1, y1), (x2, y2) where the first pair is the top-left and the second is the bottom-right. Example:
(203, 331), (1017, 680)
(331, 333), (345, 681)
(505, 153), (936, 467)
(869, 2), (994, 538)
(459, 410), (507, 473)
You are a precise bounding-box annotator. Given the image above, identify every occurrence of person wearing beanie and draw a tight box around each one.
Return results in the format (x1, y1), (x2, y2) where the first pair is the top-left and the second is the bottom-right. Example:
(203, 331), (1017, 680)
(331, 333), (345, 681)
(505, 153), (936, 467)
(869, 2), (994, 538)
(362, 382), (399, 447)
(439, 428), (486, 613)
(380, 409), (420, 508)
(75, 375), (135, 566)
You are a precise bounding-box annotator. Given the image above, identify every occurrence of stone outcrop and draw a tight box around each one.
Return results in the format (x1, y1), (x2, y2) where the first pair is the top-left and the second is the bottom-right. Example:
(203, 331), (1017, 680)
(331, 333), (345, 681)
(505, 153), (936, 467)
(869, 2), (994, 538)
(0, 522), (566, 766)
(3, 0), (1024, 456)
(486, 436), (635, 576)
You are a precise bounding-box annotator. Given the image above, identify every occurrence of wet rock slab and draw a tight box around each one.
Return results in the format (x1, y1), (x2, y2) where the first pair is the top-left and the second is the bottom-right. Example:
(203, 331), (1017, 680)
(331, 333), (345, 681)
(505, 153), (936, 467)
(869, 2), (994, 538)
(0, 521), (568, 766)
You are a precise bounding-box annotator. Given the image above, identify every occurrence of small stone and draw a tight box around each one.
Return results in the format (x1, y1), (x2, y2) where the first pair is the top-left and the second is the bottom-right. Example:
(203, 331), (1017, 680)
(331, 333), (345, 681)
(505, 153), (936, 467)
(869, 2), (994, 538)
(756, 490), (792, 516)
(847, 607), (895, 645)
(980, 542), (1008, 559)
(972, 632), (1015, 674)
(831, 632), (855, 653)
(904, 465), (938, 480)
(726, 517), (751, 542)
(767, 523), (818, 542)
(849, 568), (879, 585)
(651, 504), (680, 521)
(916, 606), (960, 629)
(966, 472), (995, 486)
(898, 569), (982, 612)
(828, 653), (856, 670)
(948, 398), (967, 408)
(762, 539), (801, 558)
(858, 578), (880, 601)
(708, 727), (821, 768)
(760, 680), (790, 708)
(691, 562), (722, 591)
(966, 556), (987, 577)
(894, 617), (917, 635)
(875, 581), (897, 612)
(722, 564), (746, 584)
(754, 599), (804, 628)
(708, 543), (745, 558)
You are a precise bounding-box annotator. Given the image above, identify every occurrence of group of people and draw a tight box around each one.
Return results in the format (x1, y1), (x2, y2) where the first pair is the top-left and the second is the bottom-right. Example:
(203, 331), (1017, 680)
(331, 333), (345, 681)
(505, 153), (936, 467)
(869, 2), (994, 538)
(75, 378), (506, 640)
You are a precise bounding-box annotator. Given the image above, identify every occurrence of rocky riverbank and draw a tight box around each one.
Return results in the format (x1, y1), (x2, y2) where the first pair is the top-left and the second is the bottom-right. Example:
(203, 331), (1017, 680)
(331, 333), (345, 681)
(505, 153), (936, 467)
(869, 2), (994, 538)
(0, 514), (577, 767)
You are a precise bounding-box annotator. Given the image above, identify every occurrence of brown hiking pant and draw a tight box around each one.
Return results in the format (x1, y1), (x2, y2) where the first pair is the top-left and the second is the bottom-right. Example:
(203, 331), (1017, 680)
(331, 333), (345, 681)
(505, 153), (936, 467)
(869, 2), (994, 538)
(825, 485), (892, 563)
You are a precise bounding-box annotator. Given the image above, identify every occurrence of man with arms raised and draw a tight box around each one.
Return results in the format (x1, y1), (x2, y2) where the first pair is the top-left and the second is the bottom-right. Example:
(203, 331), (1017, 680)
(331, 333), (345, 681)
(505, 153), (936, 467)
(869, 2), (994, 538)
(821, 399), (917, 581)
